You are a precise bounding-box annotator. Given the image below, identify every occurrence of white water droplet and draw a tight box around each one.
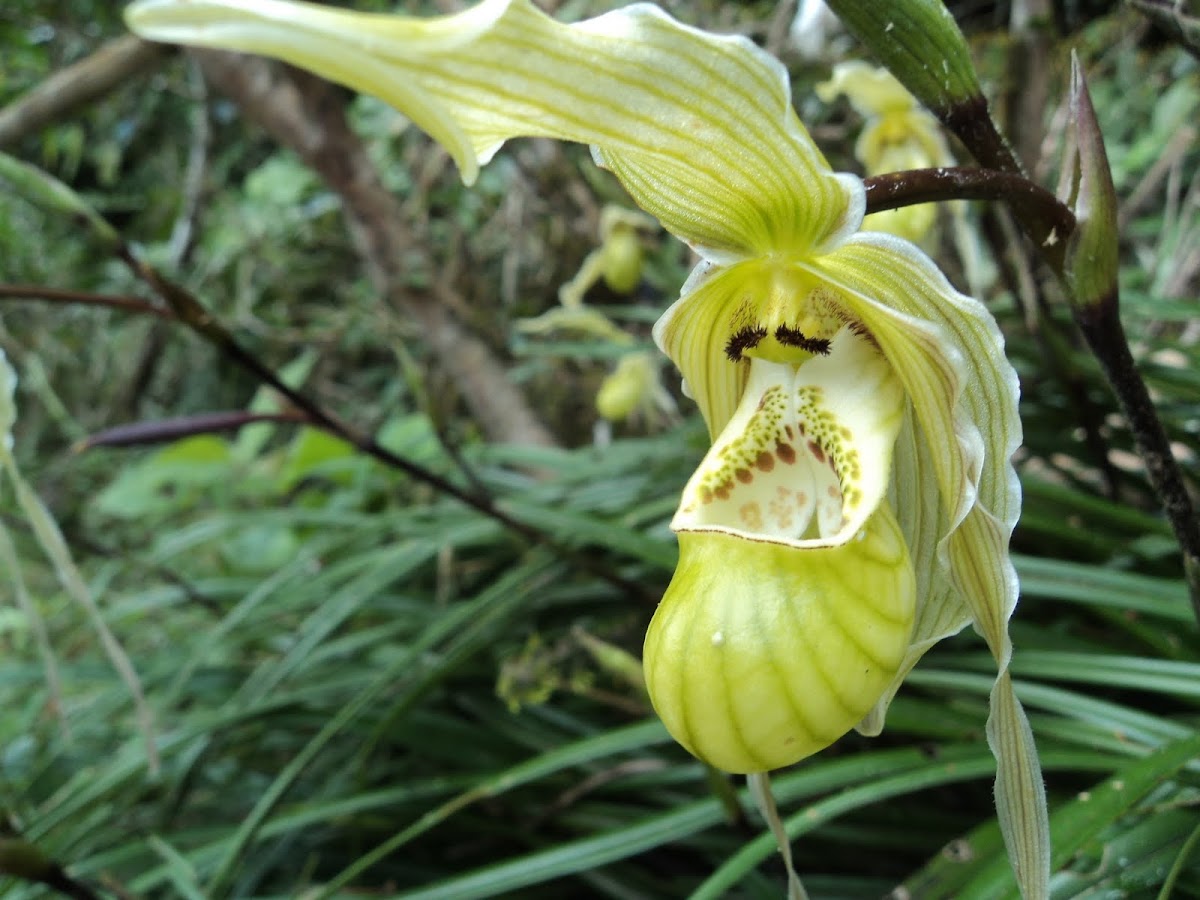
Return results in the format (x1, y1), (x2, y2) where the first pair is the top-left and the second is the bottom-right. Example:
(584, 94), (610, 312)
(711, 631), (725, 647)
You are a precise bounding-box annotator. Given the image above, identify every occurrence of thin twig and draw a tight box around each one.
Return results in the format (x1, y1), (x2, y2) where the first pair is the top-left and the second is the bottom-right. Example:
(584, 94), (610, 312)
(863, 166), (1074, 268)
(0, 284), (172, 318)
(78, 410), (309, 449)
(1076, 303), (1200, 621)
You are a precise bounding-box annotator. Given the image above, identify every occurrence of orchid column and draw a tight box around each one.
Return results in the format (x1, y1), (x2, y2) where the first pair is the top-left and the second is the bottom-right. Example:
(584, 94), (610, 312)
(125, 1), (1049, 895)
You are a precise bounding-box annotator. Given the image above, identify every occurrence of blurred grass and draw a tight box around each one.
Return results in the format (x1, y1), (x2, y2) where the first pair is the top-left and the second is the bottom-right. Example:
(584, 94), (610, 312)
(1, 0), (1199, 898)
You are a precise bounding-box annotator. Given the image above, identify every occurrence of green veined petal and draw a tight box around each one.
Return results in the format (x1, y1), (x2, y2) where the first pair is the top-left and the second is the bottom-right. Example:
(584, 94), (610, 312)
(857, 404), (967, 738)
(806, 234), (1046, 897)
(125, 0), (862, 259)
(652, 260), (756, 439)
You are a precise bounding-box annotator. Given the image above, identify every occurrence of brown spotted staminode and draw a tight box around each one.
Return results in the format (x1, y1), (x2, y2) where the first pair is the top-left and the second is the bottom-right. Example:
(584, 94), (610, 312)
(677, 328), (898, 544)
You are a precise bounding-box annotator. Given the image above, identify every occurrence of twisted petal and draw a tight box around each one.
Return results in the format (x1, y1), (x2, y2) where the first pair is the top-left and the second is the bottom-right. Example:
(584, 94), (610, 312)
(125, 0), (862, 260)
(802, 234), (1020, 673)
(652, 260), (755, 438)
(804, 233), (1048, 896)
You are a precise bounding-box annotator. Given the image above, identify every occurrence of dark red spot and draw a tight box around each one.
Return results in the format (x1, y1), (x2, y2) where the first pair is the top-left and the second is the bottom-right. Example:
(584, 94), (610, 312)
(808, 440), (825, 463)
(784, 425), (794, 439)
(735, 468), (753, 483)
(700, 487), (713, 504)
(777, 443), (797, 464)
(755, 451), (774, 472)
(714, 484), (731, 500)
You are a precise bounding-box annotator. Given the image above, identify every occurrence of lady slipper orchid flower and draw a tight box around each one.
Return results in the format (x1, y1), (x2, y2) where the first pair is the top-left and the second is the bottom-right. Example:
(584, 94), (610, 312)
(125, 0), (1049, 892)
(520, 205), (676, 427)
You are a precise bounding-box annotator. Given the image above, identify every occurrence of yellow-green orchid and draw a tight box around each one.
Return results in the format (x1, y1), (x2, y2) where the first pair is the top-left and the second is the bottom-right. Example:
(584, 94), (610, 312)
(124, 0), (1048, 893)
(817, 61), (953, 242)
(519, 204), (675, 426)
(594, 350), (676, 426)
(558, 205), (659, 308)
(516, 310), (676, 427)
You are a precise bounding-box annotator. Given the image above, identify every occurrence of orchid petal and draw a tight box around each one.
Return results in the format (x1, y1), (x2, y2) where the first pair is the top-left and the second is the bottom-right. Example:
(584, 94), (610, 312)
(125, 0), (862, 260)
(652, 261), (754, 439)
(816, 60), (916, 117)
(806, 233), (1047, 896)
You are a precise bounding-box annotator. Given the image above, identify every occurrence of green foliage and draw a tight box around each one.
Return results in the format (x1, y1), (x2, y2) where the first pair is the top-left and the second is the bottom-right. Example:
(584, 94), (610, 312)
(1, 2), (1199, 898)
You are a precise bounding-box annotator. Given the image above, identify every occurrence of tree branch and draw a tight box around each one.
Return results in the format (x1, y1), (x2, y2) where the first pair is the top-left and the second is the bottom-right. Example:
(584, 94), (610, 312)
(0, 36), (171, 148)
(190, 50), (557, 450)
(0, 284), (172, 318)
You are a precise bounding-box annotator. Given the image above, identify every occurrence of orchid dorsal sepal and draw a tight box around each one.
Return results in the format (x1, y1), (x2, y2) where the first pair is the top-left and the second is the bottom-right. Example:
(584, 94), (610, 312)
(125, 0), (862, 263)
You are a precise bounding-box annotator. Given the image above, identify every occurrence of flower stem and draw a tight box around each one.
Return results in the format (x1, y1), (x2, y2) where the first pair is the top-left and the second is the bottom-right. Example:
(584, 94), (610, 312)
(863, 166), (1072, 271)
(1075, 301), (1200, 620)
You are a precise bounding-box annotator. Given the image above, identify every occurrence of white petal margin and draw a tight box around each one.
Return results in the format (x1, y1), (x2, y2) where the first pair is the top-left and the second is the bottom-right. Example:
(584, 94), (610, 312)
(807, 233), (1048, 900)
(124, 0), (862, 261)
(673, 328), (905, 548)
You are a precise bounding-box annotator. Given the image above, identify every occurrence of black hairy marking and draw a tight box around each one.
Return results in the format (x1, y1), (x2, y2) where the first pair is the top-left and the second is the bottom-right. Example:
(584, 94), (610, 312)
(725, 325), (768, 361)
(774, 325), (831, 356)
